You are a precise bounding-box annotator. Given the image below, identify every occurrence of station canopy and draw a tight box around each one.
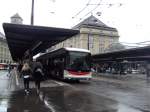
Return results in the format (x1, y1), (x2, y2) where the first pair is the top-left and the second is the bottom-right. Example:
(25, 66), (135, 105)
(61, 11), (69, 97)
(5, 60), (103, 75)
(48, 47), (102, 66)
(3, 23), (79, 61)
(92, 46), (150, 63)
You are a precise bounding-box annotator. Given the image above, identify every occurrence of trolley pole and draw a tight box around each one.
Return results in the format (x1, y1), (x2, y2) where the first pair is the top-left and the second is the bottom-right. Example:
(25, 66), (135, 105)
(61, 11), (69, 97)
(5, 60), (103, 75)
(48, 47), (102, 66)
(31, 0), (34, 25)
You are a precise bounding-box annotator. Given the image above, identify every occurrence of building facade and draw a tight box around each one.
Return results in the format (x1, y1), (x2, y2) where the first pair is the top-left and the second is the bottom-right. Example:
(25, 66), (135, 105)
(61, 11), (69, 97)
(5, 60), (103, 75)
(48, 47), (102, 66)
(54, 15), (119, 55)
(0, 32), (12, 63)
(0, 13), (23, 63)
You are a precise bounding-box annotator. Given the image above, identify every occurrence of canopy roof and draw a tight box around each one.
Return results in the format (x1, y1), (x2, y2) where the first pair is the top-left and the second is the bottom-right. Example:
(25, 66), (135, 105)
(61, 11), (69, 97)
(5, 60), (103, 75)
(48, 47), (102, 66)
(92, 46), (150, 63)
(3, 23), (79, 61)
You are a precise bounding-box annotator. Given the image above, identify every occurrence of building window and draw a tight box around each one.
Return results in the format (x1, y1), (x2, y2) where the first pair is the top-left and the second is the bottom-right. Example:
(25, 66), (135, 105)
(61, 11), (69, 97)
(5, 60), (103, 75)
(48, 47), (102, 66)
(88, 34), (94, 49)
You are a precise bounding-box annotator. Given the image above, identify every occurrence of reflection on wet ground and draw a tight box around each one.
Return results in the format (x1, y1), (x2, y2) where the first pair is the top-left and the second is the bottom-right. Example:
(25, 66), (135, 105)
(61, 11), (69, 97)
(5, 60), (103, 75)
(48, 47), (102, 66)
(0, 71), (148, 112)
(6, 89), (52, 112)
(73, 77), (150, 112)
(40, 86), (144, 112)
(0, 85), (144, 112)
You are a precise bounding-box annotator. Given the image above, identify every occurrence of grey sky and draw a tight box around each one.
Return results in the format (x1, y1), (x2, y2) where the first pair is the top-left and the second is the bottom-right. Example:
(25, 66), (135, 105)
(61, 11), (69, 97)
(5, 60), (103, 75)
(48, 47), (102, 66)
(0, 0), (150, 43)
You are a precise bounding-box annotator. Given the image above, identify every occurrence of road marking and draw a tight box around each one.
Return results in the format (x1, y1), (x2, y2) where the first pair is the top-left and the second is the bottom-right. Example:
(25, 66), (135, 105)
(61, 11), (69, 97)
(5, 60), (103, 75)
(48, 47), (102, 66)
(15, 70), (19, 86)
(52, 80), (73, 87)
(53, 80), (64, 86)
(44, 100), (56, 112)
(39, 92), (56, 112)
(93, 77), (124, 84)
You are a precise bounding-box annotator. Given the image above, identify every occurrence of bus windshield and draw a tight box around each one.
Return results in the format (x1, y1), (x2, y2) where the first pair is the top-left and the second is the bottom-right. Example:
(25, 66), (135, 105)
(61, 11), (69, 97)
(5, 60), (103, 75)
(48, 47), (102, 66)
(67, 51), (91, 71)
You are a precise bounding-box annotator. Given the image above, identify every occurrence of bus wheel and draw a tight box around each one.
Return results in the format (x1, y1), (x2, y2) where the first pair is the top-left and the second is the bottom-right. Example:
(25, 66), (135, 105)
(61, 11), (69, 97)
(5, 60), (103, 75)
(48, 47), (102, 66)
(75, 79), (80, 83)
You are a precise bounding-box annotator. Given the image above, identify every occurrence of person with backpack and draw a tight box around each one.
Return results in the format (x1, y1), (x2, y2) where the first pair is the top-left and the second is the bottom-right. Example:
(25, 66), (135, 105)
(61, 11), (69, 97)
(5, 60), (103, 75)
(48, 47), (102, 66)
(21, 62), (32, 94)
(33, 61), (44, 94)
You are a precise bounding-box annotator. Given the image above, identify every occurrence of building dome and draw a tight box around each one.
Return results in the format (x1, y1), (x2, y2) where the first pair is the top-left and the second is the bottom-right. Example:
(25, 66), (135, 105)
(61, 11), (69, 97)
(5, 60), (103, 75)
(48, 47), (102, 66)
(11, 13), (23, 24)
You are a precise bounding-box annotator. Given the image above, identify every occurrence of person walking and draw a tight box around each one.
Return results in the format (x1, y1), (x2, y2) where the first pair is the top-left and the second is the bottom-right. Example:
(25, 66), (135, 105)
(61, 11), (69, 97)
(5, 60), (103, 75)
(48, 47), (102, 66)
(33, 61), (44, 94)
(146, 61), (150, 79)
(7, 64), (12, 77)
(21, 62), (32, 94)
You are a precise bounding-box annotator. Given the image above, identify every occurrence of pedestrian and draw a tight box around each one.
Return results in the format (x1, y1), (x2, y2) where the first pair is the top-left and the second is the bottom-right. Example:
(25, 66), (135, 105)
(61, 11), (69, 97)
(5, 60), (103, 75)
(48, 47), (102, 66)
(33, 61), (44, 94)
(7, 64), (12, 77)
(146, 62), (150, 78)
(17, 62), (23, 78)
(21, 62), (32, 94)
(8, 67), (14, 89)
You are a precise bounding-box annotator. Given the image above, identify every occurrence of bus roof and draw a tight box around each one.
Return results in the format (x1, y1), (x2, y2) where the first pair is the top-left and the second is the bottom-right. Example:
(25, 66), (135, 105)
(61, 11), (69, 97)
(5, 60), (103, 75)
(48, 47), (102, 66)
(64, 47), (90, 53)
(36, 47), (90, 60)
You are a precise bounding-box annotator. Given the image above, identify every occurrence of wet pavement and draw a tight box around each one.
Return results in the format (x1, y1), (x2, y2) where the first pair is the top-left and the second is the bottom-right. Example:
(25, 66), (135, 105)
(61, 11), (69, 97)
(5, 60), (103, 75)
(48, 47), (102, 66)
(0, 70), (150, 112)
(73, 74), (150, 112)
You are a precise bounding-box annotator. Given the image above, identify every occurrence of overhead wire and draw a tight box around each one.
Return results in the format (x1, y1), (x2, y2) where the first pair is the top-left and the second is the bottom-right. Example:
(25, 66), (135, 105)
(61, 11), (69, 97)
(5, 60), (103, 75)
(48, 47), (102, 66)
(72, 0), (123, 26)
(79, 0), (123, 21)
(79, 0), (103, 20)
(72, 0), (92, 19)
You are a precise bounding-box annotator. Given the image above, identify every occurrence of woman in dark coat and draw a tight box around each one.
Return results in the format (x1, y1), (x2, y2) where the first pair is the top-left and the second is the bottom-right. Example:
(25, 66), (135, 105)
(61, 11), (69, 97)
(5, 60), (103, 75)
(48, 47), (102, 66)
(33, 61), (44, 94)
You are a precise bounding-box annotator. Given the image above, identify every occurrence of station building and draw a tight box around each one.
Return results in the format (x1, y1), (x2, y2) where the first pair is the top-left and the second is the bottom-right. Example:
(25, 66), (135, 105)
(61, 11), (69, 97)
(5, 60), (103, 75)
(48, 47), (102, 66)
(0, 13), (23, 63)
(54, 15), (119, 54)
(0, 32), (12, 63)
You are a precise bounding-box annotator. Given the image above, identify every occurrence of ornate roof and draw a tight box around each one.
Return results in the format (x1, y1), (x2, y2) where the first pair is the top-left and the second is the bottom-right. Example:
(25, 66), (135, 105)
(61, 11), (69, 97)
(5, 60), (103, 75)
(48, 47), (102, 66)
(11, 13), (23, 20)
(73, 15), (117, 31)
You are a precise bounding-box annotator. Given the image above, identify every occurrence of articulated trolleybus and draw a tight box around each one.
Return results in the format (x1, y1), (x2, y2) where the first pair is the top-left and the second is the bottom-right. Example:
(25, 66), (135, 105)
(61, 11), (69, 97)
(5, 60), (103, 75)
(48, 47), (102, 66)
(37, 47), (92, 81)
